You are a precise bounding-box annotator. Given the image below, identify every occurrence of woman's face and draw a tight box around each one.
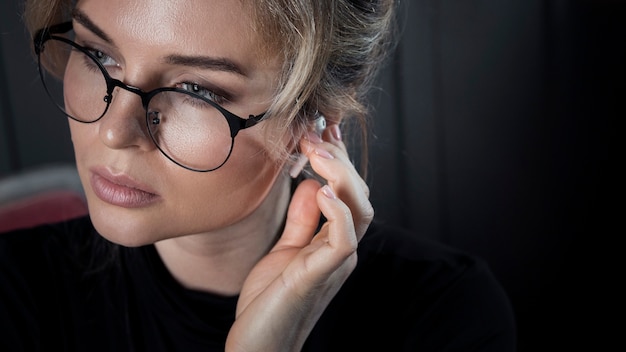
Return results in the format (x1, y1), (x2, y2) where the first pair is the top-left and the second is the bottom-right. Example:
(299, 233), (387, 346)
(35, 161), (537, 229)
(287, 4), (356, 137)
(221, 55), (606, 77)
(68, 0), (287, 246)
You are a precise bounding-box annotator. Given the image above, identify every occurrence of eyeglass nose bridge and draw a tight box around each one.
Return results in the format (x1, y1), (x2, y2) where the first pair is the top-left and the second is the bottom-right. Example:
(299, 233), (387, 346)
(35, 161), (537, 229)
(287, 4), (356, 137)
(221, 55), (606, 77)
(105, 77), (155, 112)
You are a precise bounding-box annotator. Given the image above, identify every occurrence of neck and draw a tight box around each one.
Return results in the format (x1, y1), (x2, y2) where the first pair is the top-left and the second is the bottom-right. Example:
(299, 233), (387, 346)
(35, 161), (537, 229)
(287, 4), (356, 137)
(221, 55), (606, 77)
(154, 170), (292, 296)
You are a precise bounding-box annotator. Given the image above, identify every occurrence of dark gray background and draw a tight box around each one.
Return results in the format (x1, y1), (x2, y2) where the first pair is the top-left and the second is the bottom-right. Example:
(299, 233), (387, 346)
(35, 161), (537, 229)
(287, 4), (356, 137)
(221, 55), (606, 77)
(1, 0), (623, 350)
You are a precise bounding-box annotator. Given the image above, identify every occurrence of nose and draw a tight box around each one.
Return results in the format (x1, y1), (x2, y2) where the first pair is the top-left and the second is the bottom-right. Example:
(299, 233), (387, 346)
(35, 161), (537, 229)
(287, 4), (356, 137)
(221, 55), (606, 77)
(97, 86), (155, 152)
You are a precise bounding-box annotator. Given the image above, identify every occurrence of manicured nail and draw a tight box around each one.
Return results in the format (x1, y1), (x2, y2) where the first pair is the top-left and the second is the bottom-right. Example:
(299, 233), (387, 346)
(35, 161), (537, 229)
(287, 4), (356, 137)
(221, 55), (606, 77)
(289, 153), (309, 178)
(321, 185), (336, 199)
(330, 124), (342, 141)
(315, 148), (334, 159)
(306, 131), (323, 144)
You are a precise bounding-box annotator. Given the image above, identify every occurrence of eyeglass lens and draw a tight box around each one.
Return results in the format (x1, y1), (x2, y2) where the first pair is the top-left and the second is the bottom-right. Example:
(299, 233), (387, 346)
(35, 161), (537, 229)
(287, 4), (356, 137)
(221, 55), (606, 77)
(38, 37), (235, 171)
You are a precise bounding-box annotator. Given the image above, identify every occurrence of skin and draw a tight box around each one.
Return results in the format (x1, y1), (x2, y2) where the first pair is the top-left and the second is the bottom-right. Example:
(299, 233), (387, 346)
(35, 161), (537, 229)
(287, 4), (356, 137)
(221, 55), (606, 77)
(68, 0), (373, 350)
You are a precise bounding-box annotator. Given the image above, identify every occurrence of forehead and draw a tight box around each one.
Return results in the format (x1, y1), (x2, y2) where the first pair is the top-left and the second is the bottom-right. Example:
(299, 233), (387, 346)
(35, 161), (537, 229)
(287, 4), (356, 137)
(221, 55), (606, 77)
(75, 0), (267, 67)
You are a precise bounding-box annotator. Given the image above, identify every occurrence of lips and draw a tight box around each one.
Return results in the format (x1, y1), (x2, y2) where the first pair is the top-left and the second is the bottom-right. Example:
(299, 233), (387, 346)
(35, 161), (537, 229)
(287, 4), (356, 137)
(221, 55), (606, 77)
(89, 167), (160, 208)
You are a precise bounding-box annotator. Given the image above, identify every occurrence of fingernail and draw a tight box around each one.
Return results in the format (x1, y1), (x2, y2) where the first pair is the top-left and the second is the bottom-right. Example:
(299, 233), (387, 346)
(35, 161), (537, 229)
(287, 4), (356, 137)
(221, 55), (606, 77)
(315, 148), (334, 159)
(321, 185), (336, 199)
(330, 124), (342, 141)
(289, 153), (309, 178)
(306, 131), (323, 144)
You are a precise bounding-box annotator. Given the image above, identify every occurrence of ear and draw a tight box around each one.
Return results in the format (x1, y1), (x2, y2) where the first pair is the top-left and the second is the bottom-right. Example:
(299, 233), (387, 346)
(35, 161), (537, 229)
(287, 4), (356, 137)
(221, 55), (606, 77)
(286, 111), (322, 153)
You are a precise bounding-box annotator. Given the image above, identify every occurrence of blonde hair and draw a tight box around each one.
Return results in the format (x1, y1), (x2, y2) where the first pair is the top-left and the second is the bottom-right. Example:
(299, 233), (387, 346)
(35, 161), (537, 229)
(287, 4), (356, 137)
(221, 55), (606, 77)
(25, 0), (397, 175)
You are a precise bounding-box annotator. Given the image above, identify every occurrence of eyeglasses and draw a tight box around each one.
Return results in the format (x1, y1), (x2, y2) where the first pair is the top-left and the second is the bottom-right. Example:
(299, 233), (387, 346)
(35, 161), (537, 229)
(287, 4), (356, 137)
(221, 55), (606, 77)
(33, 22), (265, 172)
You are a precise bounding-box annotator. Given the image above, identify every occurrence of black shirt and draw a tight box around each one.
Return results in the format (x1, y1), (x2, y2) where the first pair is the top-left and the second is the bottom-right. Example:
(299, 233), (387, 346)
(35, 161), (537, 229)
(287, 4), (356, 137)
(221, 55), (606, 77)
(0, 216), (516, 351)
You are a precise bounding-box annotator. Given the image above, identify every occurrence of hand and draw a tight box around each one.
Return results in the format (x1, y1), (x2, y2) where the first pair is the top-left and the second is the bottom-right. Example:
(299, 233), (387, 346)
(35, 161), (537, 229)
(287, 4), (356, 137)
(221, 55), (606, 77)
(225, 124), (374, 351)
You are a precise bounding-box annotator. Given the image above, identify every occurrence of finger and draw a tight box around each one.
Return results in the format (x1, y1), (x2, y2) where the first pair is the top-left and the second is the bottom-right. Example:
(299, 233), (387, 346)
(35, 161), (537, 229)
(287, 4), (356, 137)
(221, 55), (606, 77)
(301, 139), (374, 240)
(322, 123), (346, 151)
(317, 185), (357, 251)
(299, 184), (358, 278)
(304, 129), (369, 199)
(273, 178), (322, 250)
(264, 183), (356, 301)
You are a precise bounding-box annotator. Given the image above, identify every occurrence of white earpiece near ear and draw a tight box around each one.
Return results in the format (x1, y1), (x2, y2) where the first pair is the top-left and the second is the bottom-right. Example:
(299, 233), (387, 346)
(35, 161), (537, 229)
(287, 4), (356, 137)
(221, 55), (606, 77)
(312, 113), (327, 136)
(289, 114), (326, 178)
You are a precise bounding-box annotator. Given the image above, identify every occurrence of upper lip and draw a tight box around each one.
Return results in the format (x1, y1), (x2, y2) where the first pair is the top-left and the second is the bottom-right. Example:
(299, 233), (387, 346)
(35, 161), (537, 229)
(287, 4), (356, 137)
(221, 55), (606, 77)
(90, 166), (158, 195)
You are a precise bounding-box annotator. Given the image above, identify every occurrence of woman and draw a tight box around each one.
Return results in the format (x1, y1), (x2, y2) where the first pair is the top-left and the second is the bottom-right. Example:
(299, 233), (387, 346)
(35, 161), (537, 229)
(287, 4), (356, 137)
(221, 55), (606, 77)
(0, 0), (516, 350)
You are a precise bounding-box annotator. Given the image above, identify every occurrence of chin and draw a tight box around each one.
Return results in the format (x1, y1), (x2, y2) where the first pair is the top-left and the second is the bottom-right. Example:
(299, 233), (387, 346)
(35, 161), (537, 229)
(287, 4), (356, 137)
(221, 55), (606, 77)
(89, 211), (162, 248)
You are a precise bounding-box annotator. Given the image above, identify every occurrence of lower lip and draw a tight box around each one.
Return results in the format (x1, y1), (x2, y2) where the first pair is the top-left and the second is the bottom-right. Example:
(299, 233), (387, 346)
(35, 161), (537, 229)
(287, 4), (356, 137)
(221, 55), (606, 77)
(90, 173), (159, 208)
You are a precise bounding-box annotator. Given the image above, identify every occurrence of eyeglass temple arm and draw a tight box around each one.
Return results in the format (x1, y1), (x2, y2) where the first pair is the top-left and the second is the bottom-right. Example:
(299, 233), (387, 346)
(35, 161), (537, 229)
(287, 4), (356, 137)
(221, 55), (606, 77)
(34, 22), (73, 54)
(244, 113), (265, 128)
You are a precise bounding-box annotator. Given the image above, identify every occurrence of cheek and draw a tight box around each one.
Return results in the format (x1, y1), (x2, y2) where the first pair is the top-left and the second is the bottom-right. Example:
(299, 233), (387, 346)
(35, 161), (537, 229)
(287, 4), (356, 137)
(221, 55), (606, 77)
(63, 58), (98, 121)
(153, 132), (285, 235)
(68, 122), (96, 205)
(68, 107), (289, 241)
(68, 119), (99, 164)
(68, 120), (88, 158)
(198, 131), (281, 203)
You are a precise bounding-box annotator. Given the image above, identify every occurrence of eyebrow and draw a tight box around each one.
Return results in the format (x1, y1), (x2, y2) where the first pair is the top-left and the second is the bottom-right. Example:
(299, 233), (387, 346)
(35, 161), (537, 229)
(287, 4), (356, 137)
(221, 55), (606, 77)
(163, 55), (246, 76)
(72, 8), (112, 44)
(71, 8), (247, 77)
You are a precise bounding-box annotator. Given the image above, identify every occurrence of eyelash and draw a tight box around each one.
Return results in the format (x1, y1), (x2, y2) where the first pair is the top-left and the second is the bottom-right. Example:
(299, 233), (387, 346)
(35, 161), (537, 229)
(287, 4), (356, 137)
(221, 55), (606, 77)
(74, 43), (230, 106)
(86, 48), (116, 67)
(176, 82), (228, 105)
(73, 42), (119, 75)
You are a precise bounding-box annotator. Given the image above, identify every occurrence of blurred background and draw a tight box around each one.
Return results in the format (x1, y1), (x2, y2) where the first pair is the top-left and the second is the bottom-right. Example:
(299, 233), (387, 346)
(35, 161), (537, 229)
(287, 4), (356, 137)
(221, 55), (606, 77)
(1, 0), (623, 350)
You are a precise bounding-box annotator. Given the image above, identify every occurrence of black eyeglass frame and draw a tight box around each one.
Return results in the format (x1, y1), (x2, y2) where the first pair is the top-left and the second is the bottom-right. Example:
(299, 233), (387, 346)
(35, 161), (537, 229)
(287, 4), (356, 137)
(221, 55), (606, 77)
(33, 22), (266, 172)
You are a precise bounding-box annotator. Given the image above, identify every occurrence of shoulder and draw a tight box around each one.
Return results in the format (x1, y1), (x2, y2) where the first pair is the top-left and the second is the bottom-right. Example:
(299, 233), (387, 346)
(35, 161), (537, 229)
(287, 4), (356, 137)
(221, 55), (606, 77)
(0, 216), (106, 298)
(359, 219), (476, 262)
(306, 220), (517, 351)
(0, 217), (125, 347)
(0, 215), (122, 291)
(0, 216), (103, 270)
(357, 220), (512, 299)
(0, 215), (93, 260)
(356, 220), (495, 289)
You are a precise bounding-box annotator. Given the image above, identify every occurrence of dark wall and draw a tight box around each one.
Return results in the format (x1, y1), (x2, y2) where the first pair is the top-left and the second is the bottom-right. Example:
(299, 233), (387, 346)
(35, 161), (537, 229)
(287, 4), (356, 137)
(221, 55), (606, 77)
(1, 0), (623, 350)
(0, 0), (74, 173)
(373, 1), (621, 349)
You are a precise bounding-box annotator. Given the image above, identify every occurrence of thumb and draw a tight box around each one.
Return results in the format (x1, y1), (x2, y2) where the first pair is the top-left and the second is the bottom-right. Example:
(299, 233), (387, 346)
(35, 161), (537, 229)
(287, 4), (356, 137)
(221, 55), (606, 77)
(274, 179), (321, 250)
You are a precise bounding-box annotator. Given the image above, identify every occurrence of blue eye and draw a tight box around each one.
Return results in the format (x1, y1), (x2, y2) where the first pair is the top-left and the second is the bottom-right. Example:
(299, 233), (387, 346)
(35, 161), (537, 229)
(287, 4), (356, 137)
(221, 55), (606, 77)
(86, 48), (117, 67)
(178, 82), (226, 105)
